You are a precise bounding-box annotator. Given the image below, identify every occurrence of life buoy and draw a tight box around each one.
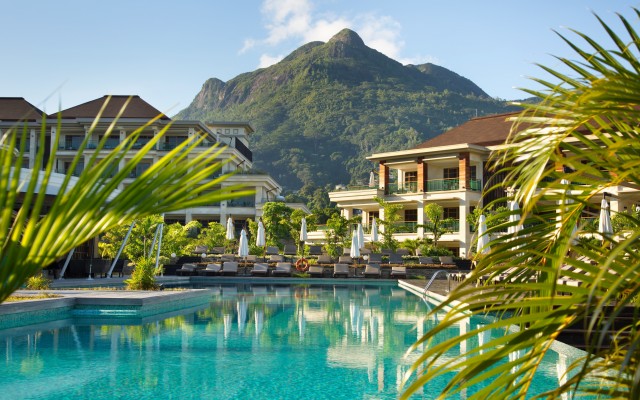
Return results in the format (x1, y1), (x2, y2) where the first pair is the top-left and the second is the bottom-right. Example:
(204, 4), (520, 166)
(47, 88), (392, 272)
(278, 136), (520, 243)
(295, 258), (309, 272)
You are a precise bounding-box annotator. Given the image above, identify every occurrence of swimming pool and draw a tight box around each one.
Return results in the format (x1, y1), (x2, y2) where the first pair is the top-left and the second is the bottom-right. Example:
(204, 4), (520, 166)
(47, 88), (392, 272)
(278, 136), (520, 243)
(0, 282), (578, 399)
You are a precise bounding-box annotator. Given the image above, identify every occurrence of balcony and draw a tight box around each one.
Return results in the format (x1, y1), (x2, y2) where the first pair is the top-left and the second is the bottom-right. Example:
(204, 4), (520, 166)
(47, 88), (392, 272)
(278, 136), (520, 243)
(441, 219), (460, 232)
(426, 178), (459, 192)
(388, 182), (418, 194)
(227, 199), (255, 208)
(392, 221), (418, 233)
(470, 179), (482, 191)
(234, 139), (253, 162)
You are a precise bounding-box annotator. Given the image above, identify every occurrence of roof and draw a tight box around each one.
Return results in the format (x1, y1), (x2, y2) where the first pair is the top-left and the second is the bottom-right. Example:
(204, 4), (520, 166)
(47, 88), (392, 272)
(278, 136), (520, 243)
(0, 97), (45, 121)
(53, 95), (170, 120)
(414, 112), (522, 149)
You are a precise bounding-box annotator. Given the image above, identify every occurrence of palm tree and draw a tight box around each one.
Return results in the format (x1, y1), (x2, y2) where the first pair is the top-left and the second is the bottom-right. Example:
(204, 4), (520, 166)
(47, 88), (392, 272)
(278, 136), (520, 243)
(401, 9), (640, 399)
(0, 96), (252, 303)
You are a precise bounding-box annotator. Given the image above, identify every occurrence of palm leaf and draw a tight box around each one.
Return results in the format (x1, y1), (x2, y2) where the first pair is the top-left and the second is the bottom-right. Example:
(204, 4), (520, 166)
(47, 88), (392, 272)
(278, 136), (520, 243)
(0, 96), (253, 302)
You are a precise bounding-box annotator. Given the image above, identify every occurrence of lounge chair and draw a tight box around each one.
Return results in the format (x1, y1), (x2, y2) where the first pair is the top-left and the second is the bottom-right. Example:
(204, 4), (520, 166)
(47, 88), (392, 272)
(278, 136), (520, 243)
(308, 265), (325, 277)
(388, 253), (404, 264)
(342, 247), (351, 255)
(418, 256), (435, 265)
(363, 264), (381, 278)
(308, 245), (323, 256)
(176, 263), (197, 276)
(367, 253), (382, 263)
(210, 246), (225, 254)
(198, 263), (221, 276)
(316, 254), (333, 264)
(395, 248), (411, 256)
(193, 245), (209, 255)
(283, 244), (298, 260)
(244, 254), (260, 263)
(390, 266), (407, 279)
(220, 254), (236, 262)
(333, 263), (350, 278)
(272, 262), (292, 277)
(251, 263), (269, 277)
(265, 246), (279, 256)
(269, 254), (285, 263)
(438, 256), (456, 267)
(338, 255), (353, 264)
(220, 261), (238, 276)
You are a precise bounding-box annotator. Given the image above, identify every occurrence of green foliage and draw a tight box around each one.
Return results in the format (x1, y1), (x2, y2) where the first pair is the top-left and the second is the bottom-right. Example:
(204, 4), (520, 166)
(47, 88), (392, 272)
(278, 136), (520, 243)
(374, 197), (402, 251)
(261, 202), (294, 248)
(124, 257), (159, 290)
(198, 221), (226, 249)
(324, 212), (358, 257)
(176, 32), (519, 192)
(417, 243), (453, 257)
(402, 9), (640, 399)
(0, 97), (249, 303)
(25, 274), (51, 290)
(421, 203), (455, 247)
(398, 239), (421, 256)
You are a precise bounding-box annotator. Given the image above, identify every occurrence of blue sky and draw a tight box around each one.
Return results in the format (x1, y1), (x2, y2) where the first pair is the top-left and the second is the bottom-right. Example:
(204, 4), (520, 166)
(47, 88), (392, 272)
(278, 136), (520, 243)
(2, 0), (639, 115)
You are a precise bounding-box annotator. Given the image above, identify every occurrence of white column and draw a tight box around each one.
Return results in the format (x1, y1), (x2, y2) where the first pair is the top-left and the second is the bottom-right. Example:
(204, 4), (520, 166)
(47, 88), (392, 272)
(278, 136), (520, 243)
(459, 197), (470, 258)
(342, 208), (353, 219)
(119, 129), (126, 171)
(29, 128), (37, 168)
(417, 200), (425, 237)
(50, 126), (57, 156)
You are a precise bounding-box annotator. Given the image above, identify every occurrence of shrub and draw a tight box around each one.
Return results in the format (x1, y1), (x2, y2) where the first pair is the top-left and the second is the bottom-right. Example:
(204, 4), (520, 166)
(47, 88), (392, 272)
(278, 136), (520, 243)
(25, 274), (51, 290)
(125, 257), (159, 290)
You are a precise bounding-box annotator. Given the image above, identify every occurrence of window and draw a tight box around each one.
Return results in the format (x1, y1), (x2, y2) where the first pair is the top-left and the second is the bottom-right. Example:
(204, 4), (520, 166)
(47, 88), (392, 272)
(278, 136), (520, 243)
(444, 168), (459, 179)
(443, 207), (459, 219)
(225, 129), (230, 134)
(470, 166), (477, 180)
(368, 212), (379, 225)
(405, 209), (418, 222)
(233, 129), (239, 134)
(405, 171), (417, 182)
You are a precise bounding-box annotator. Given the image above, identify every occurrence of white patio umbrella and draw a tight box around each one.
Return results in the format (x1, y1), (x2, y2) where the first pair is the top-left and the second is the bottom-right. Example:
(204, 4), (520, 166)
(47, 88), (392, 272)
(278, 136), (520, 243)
(254, 309), (264, 337)
(508, 200), (522, 236)
(226, 217), (235, 240)
(598, 197), (613, 237)
(256, 220), (266, 247)
(370, 218), (378, 242)
(357, 223), (365, 250)
(238, 229), (249, 258)
(237, 299), (247, 334)
(350, 230), (360, 258)
(299, 217), (308, 242)
(368, 170), (376, 188)
(476, 214), (490, 255)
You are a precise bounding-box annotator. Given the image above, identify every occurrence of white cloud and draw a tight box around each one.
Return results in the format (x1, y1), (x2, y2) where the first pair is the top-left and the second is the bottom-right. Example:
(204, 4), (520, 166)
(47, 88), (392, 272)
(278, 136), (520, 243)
(247, 0), (421, 67)
(399, 55), (440, 66)
(259, 53), (284, 68)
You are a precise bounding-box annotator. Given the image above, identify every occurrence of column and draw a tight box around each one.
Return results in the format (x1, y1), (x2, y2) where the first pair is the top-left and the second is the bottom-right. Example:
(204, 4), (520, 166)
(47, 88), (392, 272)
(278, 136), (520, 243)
(29, 128), (37, 168)
(458, 152), (470, 190)
(50, 126), (57, 156)
(379, 162), (389, 194)
(417, 158), (427, 192)
(119, 129), (127, 171)
(416, 200), (425, 237)
(342, 208), (353, 219)
(458, 198), (470, 258)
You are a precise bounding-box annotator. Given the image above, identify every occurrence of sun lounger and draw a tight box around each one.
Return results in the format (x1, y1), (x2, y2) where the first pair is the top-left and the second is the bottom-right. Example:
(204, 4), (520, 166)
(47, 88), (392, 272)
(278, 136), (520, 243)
(418, 256), (435, 265)
(220, 261), (238, 276)
(251, 263), (269, 277)
(333, 263), (350, 278)
(269, 254), (285, 262)
(265, 246), (279, 256)
(338, 256), (353, 264)
(316, 254), (333, 264)
(199, 263), (221, 276)
(192, 245), (209, 255)
(308, 265), (325, 277)
(220, 254), (236, 262)
(283, 244), (298, 260)
(176, 263), (197, 276)
(272, 262), (292, 276)
(363, 264), (381, 278)
(438, 256), (455, 267)
(390, 266), (407, 279)
(388, 253), (404, 264)
(308, 245), (323, 256)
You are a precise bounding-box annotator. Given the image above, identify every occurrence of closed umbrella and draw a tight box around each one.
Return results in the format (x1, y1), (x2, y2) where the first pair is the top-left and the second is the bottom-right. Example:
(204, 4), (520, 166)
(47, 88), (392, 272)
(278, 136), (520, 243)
(226, 217), (235, 240)
(507, 200), (522, 236)
(357, 223), (365, 250)
(256, 220), (266, 247)
(299, 217), (308, 242)
(350, 230), (360, 258)
(368, 171), (376, 188)
(476, 214), (490, 255)
(238, 229), (249, 258)
(370, 219), (378, 242)
(598, 198), (613, 237)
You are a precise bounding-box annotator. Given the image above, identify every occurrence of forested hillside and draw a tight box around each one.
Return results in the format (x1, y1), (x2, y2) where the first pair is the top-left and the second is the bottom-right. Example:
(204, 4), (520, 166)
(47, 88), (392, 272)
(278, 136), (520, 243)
(176, 29), (519, 192)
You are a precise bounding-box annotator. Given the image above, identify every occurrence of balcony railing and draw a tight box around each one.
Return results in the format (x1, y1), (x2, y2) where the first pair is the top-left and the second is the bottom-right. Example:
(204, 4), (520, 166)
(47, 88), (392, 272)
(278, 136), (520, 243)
(234, 139), (253, 162)
(441, 219), (460, 232)
(388, 182), (418, 194)
(333, 185), (378, 192)
(392, 221), (418, 233)
(426, 178), (459, 192)
(227, 199), (256, 208)
(470, 179), (482, 191)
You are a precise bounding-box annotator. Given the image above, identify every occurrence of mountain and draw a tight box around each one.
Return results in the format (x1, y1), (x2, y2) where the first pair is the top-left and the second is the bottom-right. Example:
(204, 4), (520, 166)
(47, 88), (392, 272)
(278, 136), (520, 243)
(176, 29), (518, 192)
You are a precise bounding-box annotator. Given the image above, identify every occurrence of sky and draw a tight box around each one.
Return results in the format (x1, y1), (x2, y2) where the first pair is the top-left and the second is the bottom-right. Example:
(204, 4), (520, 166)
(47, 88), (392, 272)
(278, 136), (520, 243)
(2, 0), (639, 116)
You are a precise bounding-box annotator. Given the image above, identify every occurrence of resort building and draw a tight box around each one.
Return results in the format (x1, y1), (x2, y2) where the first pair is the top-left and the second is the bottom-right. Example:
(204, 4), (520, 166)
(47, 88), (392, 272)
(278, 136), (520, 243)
(328, 112), (640, 257)
(1, 95), (306, 232)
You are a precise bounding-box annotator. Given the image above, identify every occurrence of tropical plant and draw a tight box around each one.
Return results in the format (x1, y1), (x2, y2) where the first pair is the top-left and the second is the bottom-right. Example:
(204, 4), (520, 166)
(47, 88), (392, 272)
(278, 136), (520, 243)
(374, 197), (403, 251)
(402, 10), (640, 399)
(421, 203), (455, 248)
(25, 274), (51, 290)
(197, 221), (227, 250)
(0, 96), (252, 303)
(323, 212), (358, 257)
(124, 257), (158, 290)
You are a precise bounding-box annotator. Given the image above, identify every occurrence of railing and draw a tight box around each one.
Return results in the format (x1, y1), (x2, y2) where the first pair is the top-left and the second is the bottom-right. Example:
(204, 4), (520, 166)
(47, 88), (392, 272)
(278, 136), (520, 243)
(426, 178), (459, 192)
(388, 182), (418, 194)
(469, 179), (482, 191)
(441, 220), (460, 232)
(333, 184), (378, 192)
(227, 199), (255, 208)
(234, 139), (253, 162)
(128, 165), (151, 178)
(392, 221), (418, 233)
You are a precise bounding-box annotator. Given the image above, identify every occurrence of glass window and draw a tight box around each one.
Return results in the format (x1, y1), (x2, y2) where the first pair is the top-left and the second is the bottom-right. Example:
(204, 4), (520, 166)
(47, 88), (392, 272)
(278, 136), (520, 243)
(225, 129), (230, 134)
(470, 166), (477, 180)
(444, 207), (459, 219)
(444, 168), (459, 179)
(405, 209), (418, 222)
(405, 171), (417, 182)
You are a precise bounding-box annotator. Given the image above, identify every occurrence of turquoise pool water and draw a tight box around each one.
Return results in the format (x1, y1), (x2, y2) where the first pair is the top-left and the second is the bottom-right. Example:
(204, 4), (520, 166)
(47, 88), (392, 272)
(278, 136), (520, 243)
(0, 283), (576, 399)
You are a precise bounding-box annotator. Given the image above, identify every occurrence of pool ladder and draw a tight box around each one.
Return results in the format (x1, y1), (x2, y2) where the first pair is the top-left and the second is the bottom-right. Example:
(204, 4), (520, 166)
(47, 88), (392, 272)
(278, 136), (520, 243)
(422, 269), (450, 299)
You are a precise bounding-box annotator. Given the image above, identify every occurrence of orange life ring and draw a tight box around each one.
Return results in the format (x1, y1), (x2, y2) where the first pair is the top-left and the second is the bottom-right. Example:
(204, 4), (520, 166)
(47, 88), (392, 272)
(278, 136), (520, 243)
(295, 258), (309, 272)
